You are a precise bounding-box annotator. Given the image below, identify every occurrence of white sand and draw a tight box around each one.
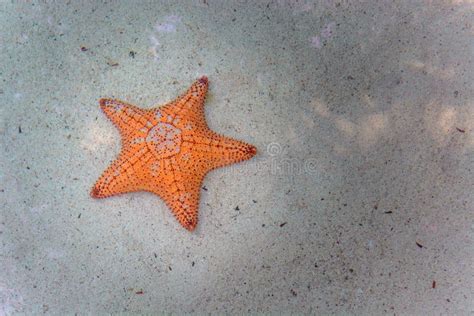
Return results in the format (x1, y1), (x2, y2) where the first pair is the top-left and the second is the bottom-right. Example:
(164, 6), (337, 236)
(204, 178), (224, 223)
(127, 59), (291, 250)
(1, 1), (473, 314)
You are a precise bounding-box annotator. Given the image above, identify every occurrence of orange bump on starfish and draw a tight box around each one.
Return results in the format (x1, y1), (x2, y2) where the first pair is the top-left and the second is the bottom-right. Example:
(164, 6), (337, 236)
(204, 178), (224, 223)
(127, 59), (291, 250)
(91, 76), (257, 231)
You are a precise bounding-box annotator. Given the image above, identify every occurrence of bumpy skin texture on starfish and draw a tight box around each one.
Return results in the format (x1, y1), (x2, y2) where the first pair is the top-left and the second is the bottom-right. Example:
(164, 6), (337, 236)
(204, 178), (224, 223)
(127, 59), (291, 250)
(91, 77), (257, 231)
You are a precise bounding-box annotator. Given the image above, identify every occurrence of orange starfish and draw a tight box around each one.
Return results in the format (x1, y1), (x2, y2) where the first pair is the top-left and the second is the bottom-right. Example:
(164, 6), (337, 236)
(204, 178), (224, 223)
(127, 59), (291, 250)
(91, 76), (257, 231)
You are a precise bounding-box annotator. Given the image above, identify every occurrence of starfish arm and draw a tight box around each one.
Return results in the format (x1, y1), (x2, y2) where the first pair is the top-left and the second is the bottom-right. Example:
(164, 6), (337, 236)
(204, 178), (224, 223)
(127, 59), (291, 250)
(91, 145), (154, 198)
(158, 76), (209, 131)
(183, 131), (257, 171)
(143, 157), (204, 231)
(99, 99), (153, 138)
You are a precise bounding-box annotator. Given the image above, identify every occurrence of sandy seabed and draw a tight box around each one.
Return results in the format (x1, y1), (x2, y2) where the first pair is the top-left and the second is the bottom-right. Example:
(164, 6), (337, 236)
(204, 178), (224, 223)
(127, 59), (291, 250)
(1, 1), (473, 314)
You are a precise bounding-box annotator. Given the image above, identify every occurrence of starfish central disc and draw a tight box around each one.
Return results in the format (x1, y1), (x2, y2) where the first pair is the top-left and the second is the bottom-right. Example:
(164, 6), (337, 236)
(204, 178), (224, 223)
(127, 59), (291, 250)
(146, 122), (182, 159)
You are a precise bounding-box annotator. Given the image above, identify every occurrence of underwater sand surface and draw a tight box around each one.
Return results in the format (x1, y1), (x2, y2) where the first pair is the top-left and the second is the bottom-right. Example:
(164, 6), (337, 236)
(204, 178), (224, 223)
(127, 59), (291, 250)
(1, 1), (473, 314)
